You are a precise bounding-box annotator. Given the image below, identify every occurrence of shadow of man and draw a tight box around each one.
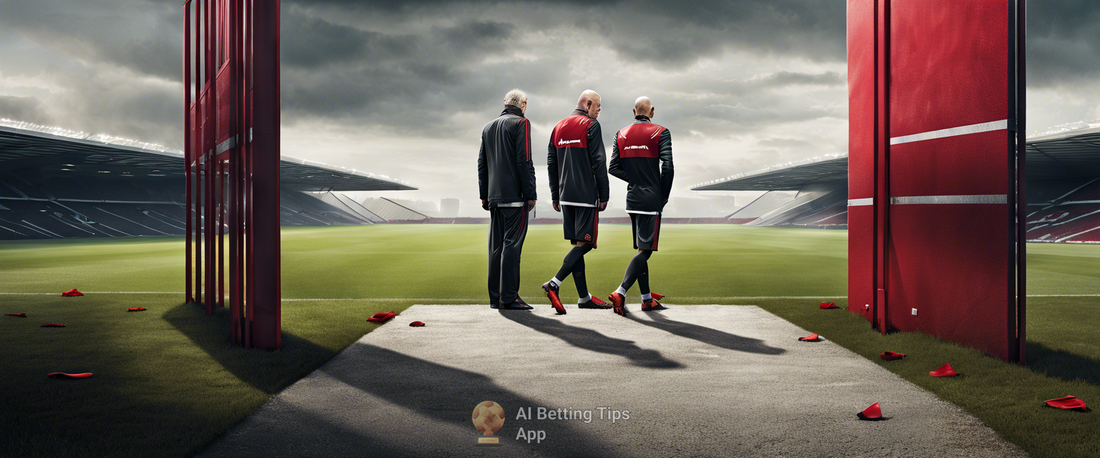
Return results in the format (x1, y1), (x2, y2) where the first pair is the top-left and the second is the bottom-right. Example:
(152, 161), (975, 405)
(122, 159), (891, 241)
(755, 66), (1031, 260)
(627, 310), (786, 355)
(497, 309), (683, 369)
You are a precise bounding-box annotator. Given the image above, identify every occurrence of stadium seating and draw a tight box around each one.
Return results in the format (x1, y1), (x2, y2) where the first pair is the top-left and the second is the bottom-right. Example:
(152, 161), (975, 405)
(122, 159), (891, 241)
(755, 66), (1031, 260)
(0, 177), (385, 240)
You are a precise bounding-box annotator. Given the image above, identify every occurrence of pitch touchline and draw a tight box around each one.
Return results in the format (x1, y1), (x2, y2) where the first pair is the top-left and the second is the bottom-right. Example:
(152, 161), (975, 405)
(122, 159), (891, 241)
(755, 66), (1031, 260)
(3, 292), (1098, 299)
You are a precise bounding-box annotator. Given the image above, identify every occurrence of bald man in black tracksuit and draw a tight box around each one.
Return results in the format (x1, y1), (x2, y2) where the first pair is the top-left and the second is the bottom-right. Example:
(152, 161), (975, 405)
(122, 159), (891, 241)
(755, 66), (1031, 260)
(607, 96), (674, 316)
(542, 90), (613, 314)
(478, 90), (537, 310)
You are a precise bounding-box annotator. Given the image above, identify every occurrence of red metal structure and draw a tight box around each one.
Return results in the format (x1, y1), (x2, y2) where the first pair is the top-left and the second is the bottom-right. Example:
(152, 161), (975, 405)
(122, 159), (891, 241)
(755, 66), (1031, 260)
(184, 0), (281, 349)
(848, 0), (1026, 362)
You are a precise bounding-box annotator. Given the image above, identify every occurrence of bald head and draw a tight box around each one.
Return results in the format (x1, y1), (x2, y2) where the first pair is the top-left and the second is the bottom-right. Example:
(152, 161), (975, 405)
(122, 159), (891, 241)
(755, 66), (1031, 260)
(576, 90), (602, 119)
(634, 96), (654, 118)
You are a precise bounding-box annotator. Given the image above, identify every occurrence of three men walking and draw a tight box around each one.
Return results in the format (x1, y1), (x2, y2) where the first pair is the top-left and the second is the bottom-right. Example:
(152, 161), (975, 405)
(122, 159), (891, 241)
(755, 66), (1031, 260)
(479, 90), (674, 315)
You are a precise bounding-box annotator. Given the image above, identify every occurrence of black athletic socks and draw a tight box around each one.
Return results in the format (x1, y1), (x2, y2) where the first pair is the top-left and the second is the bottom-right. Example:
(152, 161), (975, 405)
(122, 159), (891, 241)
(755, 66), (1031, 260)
(554, 243), (593, 287)
(620, 250), (652, 292)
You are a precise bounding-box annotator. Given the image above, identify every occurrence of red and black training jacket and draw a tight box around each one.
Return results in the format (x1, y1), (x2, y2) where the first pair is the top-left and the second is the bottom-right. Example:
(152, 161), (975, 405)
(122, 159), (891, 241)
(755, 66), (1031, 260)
(547, 109), (610, 207)
(478, 104), (537, 207)
(609, 115), (674, 213)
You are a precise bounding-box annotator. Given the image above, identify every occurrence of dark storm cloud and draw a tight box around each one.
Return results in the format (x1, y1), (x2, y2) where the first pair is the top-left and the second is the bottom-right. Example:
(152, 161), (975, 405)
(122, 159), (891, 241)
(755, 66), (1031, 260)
(0, 1), (181, 80)
(0, 95), (51, 124)
(1026, 0), (1100, 87)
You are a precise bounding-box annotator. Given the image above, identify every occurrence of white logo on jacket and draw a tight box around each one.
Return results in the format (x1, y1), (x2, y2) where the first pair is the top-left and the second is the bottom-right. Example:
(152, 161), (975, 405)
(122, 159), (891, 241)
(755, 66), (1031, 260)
(557, 139), (581, 146)
(624, 145), (649, 150)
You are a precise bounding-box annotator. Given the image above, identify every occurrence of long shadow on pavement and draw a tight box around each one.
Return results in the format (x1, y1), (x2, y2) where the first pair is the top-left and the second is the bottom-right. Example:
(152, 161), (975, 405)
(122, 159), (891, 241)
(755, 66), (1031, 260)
(497, 309), (684, 369)
(626, 310), (786, 355)
(315, 343), (630, 457)
(201, 343), (631, 458)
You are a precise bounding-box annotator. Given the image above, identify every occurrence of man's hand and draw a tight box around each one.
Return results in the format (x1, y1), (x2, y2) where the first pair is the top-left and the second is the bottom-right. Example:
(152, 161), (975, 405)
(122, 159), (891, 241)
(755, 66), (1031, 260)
(598, 201), (608, 212)
(527, 200), (537, 211)
(552, 201), (561, 212)
(481, 199), (489, 211)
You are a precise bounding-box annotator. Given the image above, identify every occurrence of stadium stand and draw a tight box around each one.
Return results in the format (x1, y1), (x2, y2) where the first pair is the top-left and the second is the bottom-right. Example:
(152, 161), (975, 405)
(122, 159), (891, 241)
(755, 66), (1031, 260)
(0, 119), (416, 240)
(725, 191), (798, 224)
(361, 197), (428, 222)
(692, 123), (1100, 241)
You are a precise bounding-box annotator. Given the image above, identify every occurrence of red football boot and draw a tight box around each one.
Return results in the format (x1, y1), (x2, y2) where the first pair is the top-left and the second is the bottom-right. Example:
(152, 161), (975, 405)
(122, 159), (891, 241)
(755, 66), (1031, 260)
(608, 292), (628, 316)
(579, 296), (612, 309)
(542, 282), (566, 315)
(641, 299), (668, 311)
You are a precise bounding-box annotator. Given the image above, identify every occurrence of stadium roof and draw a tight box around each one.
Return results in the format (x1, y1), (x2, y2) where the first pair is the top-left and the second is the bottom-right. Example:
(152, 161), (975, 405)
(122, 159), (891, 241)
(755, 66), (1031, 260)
(692, 124), (1100, 191)
(0, 120), (416, 192)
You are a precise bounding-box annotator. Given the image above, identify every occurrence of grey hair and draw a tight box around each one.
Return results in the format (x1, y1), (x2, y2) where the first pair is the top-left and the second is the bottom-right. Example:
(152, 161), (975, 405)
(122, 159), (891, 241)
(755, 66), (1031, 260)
(503, 89), (528, 106)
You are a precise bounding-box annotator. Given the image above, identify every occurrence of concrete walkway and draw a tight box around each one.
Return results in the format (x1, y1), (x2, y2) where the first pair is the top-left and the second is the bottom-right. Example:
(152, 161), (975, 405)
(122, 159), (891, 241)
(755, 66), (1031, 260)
(199, 304), (1025, 458)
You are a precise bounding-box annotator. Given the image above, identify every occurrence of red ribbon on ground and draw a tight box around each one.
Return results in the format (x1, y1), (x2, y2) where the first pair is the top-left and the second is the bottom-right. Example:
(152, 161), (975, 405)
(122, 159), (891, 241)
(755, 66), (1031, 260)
(929, 363), (959, 377)
(798, 333), (821, 342)
(857, 402), (883, 420)
(1044, 396), (1088, 412)
(819, 302), (838, 309)
(409, 321), (425, 327)
(880, 351), (906, 361)
(5, 313), (27, 317)
(128, 307), (147, 312)
(61, 288), (83, 297)
(41, 323), (66, 327)
(367, 311), (396, 323)
(48, 372), (93, 379)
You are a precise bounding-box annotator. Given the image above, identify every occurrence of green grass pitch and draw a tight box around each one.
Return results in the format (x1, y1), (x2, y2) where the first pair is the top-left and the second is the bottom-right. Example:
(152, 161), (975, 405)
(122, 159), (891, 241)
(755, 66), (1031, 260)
(1, 225), (1098, 457)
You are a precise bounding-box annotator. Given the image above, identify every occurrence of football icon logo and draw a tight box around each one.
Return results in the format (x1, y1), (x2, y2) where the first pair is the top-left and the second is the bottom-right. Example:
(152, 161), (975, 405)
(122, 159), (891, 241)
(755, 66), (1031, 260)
(472, 400), (505, 444)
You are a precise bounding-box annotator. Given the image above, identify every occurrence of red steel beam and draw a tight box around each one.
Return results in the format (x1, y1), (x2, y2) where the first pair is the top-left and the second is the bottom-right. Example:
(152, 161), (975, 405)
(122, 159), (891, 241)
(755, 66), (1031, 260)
(184, 0), (193, 304)
(250, 0), (281, 350)
(874, 0), (890, 334)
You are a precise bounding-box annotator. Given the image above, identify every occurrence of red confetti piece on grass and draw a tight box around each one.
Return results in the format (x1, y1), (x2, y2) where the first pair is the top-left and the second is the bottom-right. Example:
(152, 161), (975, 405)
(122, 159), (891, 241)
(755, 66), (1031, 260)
(929, 363), (959, 377)
(367, 311), (396, 323)
(5, 313), (27, 317)
(857, 402), (884, 420)
(409, 321), (425, 327)
(41, 323), (66, 327)
(798, 333), (821, 342)
(1044, 396), (1088, 412)
(819, 302), (838, 309)
(61, 288), (83, 297)
(880, 351), (906, 361)
(128, 307), (147, 312)
(48, 372), (93, 379)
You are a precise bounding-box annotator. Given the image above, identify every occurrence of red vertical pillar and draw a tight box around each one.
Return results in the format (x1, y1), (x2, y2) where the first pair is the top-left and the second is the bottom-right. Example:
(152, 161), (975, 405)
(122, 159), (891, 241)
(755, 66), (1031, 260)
(243, 0), (255, 349)
(184, 0), (193, 304)
(873, 0), (890, 334)
(846, 0), (876, 324)
(1013, 0), (1027, 363)
(250, 0), (281, 350)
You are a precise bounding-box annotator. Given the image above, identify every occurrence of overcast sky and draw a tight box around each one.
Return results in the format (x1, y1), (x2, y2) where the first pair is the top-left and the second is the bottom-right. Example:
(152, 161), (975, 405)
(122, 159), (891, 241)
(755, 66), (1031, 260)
(2, 1), (1099, 216)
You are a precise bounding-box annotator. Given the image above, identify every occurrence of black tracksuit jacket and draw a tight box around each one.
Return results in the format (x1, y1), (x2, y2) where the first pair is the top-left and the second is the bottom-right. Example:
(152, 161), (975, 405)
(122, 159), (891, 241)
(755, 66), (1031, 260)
(547, 109), (610, 207)
(609, 115), (674, 213)
(478, 105), (537, 207)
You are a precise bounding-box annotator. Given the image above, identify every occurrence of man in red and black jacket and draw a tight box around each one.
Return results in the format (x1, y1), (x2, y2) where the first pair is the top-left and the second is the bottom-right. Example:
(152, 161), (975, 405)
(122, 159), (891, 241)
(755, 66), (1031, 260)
(607, 96), (674, 316)
(478, 89), (537, 310)
(541, 90), (612, 314)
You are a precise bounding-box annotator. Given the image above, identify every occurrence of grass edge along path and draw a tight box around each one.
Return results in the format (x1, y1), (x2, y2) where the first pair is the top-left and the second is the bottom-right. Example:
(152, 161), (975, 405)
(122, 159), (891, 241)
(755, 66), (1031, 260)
(751, 297), (1099, 458)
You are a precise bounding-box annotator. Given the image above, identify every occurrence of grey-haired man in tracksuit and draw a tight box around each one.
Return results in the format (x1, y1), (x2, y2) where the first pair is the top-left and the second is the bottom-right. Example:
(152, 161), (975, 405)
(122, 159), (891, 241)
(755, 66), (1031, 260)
(478, 89), (537, 310)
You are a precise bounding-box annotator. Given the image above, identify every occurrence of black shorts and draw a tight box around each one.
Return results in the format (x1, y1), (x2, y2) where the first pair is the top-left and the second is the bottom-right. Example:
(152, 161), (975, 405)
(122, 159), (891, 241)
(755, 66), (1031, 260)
(630, 213), (661, 251)
(561, 205), (598, 247)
